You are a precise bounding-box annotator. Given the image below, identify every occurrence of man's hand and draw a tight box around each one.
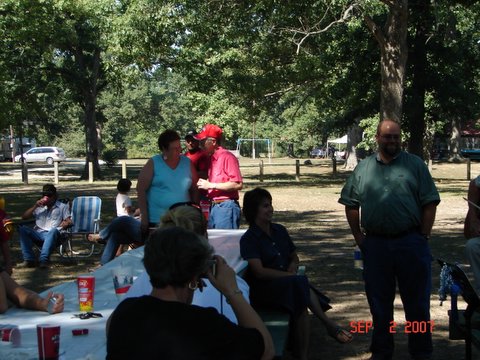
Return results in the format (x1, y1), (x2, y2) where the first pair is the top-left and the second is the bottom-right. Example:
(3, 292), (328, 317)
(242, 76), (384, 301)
(59, 218), (72, 230)
(197, 178), (211, 190)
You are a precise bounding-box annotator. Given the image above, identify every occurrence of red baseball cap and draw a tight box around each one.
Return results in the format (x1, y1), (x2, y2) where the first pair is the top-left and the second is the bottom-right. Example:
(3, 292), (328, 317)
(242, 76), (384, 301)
(194, 124), (223, 140)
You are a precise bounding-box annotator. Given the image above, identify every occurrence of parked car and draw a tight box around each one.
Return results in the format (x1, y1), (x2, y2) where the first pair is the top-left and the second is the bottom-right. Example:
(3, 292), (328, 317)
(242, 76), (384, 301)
(310, 147), (325, 158)
(14, 147), (66, 165)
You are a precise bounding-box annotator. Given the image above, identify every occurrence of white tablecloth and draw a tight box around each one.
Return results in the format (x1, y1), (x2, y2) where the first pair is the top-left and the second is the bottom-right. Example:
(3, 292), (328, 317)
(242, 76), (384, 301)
(0, 229), (246, 360)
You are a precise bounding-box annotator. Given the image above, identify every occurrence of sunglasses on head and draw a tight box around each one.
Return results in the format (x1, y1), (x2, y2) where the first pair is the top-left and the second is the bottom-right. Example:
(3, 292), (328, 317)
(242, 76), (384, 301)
(169, 201), (201, 212)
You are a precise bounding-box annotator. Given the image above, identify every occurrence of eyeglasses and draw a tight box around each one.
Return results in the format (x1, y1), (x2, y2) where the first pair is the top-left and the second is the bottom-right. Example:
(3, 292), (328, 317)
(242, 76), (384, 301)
(380, 134), (400, 140)
(72, 312), (103, 320)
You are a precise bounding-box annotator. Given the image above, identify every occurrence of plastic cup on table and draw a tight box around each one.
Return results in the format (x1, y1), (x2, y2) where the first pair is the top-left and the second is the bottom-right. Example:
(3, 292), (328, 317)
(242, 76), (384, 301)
(77, 275), (95, 312)
(37, 324), (61, 360)
(112, 266), (133, 301)
(0, 325), (21, 347)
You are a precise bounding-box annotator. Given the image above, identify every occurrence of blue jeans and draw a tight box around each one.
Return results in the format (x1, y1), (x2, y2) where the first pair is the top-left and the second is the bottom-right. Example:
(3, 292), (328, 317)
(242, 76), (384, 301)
(99, 216), (141, 265)
(19, 225), (60, 263)
(208, 200), (240, 229)
(361, 231), (433, 359)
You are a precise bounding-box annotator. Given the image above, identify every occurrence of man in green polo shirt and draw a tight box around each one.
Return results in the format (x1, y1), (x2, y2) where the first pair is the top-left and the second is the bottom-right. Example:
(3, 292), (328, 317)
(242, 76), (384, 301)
(339, 119), (440, 360)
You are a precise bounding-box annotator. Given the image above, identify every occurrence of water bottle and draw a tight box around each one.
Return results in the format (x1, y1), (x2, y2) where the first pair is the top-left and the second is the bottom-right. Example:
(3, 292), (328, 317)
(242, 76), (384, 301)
(354, 247), (363, 270)
(297, 265), (305, 276)
(199, 199), (210, 221)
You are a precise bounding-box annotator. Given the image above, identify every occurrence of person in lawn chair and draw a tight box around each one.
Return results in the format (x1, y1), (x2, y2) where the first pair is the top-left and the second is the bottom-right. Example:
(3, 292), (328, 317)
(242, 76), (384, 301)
(18, 184), (71, 269)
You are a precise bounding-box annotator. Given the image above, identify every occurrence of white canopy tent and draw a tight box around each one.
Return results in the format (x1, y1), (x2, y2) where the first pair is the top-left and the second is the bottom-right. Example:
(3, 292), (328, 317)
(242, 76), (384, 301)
(326, 134), (348, 147)
(326, 135), (348, 160)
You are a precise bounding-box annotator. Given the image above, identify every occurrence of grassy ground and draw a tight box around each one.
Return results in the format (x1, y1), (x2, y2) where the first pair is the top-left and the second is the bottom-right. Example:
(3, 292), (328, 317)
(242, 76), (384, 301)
(1, 157), (480, 359)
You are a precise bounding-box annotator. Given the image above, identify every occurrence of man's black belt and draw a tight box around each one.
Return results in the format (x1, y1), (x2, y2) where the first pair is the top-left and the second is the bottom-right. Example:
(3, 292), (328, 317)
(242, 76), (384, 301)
(366, 227), (419, 239)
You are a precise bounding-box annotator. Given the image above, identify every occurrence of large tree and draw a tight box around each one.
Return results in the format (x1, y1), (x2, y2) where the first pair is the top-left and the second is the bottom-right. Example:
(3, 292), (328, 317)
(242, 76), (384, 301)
(0, 0), (115, 179)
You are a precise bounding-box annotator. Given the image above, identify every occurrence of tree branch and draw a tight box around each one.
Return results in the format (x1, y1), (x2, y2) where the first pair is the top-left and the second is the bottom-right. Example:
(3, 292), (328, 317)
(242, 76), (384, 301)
(280, 4), (358, 55)
(363, 14), (386, 48)
(264, 81), (310, 98)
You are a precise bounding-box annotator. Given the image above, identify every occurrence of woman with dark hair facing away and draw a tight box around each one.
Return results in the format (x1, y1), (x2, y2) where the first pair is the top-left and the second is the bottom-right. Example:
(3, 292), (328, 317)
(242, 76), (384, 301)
(107, 227), (274, 360)
(240, 188), (352, 360)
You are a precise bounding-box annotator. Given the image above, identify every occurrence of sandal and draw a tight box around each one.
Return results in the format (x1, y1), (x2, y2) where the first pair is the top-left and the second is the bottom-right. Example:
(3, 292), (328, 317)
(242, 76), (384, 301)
(328, 326), (353, 344)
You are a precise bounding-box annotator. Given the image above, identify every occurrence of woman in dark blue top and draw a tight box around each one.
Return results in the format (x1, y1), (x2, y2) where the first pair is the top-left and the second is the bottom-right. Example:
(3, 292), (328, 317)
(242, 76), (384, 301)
(240, 188), (352, 360)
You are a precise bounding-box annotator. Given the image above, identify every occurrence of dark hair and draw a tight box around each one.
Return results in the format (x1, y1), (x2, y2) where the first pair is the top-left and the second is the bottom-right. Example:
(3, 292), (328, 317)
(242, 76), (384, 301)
(157, 130), (180, 151)
(144, 227), (213, 289)
(242, 187), (272, 225)
(42, 184), (57, 196)
(117, 178), (132, 193)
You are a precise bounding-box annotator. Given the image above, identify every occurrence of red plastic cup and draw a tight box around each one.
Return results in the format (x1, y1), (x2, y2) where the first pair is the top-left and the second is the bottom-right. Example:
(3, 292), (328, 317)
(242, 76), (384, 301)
(0, 326), (21, 347)
(37, 324), (60, 360)
(77, 275), (95, 312)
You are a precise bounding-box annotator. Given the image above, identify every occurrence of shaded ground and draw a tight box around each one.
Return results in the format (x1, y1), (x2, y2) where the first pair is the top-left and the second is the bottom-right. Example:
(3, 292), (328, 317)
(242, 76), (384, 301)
(2, 159), (480, 360)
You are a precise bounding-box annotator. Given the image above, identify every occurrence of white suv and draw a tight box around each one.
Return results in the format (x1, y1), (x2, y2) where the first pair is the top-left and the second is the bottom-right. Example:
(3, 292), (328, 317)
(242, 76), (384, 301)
(15, 147), (66, 165)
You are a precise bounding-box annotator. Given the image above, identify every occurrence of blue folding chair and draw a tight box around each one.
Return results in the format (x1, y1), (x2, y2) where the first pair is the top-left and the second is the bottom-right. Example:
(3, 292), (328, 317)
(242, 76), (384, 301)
(60, 196), (102, 258)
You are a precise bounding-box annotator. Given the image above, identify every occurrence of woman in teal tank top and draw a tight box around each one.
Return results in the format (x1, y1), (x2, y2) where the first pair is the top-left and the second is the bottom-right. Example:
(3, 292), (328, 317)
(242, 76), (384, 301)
(138, 130), (199, 237)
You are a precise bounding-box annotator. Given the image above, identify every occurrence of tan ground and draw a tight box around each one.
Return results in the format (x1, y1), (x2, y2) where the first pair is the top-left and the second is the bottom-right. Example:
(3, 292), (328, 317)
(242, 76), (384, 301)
(4, 159), (480, 360)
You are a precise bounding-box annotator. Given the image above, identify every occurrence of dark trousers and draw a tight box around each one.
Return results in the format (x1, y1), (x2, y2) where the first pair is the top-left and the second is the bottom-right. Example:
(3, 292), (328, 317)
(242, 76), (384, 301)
(361, 232), (433, 359)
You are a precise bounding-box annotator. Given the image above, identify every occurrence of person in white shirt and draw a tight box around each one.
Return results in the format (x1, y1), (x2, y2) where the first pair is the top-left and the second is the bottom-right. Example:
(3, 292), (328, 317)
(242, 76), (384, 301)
(18, 184), (71, 269)
(115, 178), (140, 217)
(88, 179), (141, 266)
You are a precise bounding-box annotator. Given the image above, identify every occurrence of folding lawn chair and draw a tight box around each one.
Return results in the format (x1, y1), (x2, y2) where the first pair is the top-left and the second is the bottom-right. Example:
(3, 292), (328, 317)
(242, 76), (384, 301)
(60, 196), (102, 258)
(438, 259), (480, 360)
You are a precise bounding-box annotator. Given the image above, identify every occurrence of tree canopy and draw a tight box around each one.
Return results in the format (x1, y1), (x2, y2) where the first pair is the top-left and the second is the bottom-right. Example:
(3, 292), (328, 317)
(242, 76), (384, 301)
(1, 0), (479, 167)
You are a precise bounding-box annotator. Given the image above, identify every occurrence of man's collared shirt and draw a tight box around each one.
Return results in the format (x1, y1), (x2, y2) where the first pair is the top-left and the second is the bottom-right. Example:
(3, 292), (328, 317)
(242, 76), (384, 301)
(207, 146), (242, 201)
(33, 201), (70, 232)
(339, 151), (440, 236)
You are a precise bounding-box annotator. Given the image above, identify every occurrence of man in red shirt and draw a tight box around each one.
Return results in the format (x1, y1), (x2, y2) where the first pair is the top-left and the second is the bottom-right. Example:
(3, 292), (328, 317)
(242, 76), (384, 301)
(184, 130), (210, 180)
(195, 124), (243, 229)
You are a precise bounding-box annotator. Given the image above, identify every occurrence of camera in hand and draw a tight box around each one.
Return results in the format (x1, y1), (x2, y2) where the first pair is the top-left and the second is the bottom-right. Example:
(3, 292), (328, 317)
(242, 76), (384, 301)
(201, 259), (216, 278)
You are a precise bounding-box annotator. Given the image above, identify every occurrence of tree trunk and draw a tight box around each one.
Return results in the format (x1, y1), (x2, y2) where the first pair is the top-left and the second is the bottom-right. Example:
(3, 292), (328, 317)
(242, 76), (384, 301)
(81, 100), (102, 179)
(405, 0), (429, 159)
(449, 117), (463, 162)
(380, 1), (408, 122)
(364, 1), (408, 123)
(344, 121), (363, 170)
(76, 47), (102, 180)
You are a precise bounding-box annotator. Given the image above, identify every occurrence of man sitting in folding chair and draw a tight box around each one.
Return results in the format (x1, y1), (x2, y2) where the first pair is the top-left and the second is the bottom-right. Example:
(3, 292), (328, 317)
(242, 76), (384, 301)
(18, 184), (71, 269)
